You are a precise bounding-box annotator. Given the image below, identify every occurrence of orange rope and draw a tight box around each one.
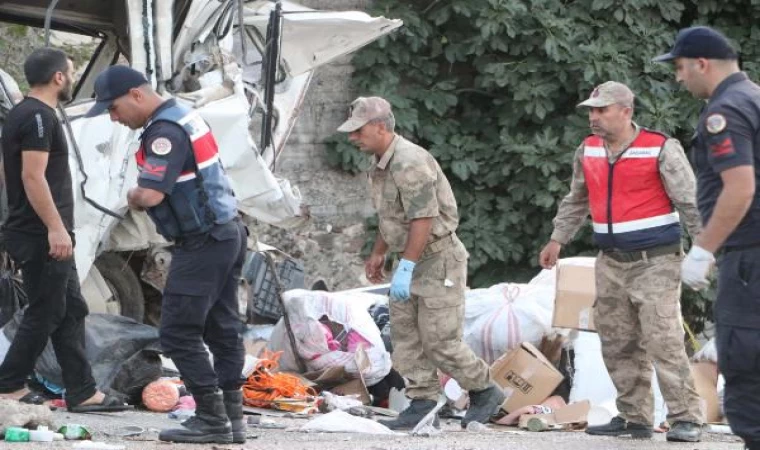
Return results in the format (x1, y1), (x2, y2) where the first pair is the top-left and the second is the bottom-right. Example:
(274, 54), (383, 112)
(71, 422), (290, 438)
(242, 349), (317, 408)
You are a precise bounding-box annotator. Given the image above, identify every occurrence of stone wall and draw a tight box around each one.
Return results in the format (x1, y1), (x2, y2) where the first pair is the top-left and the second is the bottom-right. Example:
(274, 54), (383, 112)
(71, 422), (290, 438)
(251, 0), (385, 291)
(277, 0), (376, 227)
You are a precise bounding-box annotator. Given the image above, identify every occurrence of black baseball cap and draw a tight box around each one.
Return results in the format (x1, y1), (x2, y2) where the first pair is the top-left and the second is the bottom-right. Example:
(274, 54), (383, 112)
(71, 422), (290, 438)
(85, 65), (149, 117)
(653, 26), (737, 62)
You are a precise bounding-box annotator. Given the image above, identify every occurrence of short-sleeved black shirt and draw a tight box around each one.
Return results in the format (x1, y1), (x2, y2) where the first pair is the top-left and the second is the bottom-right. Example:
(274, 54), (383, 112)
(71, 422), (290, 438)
(691, 72), (760, 247)
(1, 97), (74, 234)
(137, 100), (194, 194)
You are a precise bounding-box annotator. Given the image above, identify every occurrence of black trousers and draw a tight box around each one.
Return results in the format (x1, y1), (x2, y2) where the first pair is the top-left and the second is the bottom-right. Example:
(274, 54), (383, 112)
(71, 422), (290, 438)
(0, 231), (96, 406)
(159, 219), (247, 395)
(715, 248), (760, 448)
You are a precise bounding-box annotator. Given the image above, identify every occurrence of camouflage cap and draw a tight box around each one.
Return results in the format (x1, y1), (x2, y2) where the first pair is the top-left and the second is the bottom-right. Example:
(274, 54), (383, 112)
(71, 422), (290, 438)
(337, 96), (392, 132)
(577, 81), (635, 108)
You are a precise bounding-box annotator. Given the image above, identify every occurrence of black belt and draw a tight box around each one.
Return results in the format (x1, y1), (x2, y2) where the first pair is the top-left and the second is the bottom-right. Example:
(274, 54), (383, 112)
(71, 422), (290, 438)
(602, 243), (682, 263)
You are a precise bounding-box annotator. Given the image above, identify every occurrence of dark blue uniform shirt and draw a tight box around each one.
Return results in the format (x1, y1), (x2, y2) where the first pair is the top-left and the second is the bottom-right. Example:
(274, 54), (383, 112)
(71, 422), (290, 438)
(691, 72), (760, 248)
(138, 99), (195, 194)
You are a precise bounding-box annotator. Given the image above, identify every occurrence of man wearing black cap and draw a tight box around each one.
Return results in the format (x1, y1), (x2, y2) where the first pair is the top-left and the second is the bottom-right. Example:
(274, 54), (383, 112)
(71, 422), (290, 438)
(655, 26), (760, 450)
(86, 65), (247, 444)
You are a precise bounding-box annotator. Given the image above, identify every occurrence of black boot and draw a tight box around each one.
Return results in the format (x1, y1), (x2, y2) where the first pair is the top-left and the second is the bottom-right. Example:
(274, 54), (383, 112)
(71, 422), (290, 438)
(666, 421), (702, 442)
(223, 389), (246, 443)
(159, 390), (232, 444)
(461, 384), (505, 428)
(378, 399), (440, 430)
(585, 416), (652, 439)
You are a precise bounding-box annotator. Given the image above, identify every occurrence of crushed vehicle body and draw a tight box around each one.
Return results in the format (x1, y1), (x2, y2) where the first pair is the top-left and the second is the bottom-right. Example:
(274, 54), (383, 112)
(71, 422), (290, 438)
(0, 0), (402, 322)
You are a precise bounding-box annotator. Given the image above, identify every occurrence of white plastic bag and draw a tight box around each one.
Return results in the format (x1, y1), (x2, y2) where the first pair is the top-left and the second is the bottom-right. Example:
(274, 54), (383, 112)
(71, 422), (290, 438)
(299, 410), (398, 435)
(692, 338), (718, 363)
(463, 283), (554, 363)
(322, 391), (364, 411)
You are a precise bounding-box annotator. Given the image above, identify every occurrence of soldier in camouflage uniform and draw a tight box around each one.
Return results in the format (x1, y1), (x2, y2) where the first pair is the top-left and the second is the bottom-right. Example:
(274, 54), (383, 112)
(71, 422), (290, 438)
(538, 82), (704, 442)
(337, 97), (504, 430)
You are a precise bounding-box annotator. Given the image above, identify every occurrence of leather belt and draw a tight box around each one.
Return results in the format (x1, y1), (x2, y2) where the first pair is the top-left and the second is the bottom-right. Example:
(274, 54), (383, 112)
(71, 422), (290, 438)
(602, 243), (681, 263)
(422, 233), (455, 258)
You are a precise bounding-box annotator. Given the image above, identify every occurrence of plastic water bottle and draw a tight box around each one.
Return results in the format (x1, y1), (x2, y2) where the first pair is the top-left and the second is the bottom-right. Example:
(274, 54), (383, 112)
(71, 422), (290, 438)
(4, 427), (30, 442)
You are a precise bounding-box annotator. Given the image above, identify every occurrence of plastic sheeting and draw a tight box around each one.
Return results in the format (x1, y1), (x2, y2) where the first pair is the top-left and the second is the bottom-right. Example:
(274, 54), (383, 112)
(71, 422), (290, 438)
(1, 313), (161, 402)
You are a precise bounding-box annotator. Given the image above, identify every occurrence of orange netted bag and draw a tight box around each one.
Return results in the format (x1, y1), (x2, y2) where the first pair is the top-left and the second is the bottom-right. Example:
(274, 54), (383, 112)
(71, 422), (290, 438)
(142, 379), (181, 412)
(243, 350), (317, 408)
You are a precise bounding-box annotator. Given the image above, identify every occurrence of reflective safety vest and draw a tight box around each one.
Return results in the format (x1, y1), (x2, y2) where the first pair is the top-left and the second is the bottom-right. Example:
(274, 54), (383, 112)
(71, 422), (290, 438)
(137, 102), (237, 240)
(582, 129), (681, 251)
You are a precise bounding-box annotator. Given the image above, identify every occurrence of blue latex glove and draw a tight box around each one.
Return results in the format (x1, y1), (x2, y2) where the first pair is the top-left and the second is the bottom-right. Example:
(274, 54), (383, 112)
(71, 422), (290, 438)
(389, 259), (415, 302)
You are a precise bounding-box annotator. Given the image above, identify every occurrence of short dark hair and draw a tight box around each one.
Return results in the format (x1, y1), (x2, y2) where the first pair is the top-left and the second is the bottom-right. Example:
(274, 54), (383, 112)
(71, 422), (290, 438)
(23, 48), (69, 87)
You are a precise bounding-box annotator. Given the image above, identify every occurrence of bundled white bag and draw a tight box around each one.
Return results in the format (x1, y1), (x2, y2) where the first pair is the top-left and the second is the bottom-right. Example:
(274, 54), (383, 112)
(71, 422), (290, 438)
(268, 289), (391, 386)
(463, 282), (554, 364)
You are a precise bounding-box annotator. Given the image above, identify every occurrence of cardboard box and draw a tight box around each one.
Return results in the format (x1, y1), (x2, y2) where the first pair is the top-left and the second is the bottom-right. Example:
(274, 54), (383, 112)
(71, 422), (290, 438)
(491, 342), (564, 413)
(517, 400), (591, 429)
(553, 262), (596, 331)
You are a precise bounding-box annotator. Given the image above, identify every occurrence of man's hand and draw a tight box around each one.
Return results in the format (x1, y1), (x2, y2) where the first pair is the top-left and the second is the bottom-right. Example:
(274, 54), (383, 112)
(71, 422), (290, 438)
(389, 259), (415, 302)
(48, 227), (73, 261)
(127, 187), (146, 211)
(682, 245), (715, 290)
(365, 252), (386, 284)
(539, 240), (562, 269)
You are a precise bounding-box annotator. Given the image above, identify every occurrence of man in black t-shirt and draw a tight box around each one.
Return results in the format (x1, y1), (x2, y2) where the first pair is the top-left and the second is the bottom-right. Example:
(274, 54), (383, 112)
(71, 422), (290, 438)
(0, 48), (128, 413)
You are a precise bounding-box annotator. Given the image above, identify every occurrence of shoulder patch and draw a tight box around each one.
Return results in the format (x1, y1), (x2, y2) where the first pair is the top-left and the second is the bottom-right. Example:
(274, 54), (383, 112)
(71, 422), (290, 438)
(34, 113), (44, 138)
(706, 113), (727, 134)
(151, 137), (173, 155)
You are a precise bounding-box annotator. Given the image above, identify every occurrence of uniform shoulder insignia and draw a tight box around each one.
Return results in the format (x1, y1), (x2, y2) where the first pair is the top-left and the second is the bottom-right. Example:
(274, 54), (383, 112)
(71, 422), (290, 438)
(705, 113), (727, 134)
(151, 137), (173, 155)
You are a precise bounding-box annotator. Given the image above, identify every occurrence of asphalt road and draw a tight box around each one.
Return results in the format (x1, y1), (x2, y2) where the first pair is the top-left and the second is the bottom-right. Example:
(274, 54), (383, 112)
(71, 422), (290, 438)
(8, 408), (744, 450)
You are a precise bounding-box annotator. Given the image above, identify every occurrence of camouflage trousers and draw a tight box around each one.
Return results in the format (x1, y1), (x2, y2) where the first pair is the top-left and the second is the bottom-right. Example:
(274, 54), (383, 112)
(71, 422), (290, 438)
(594, 250), (703, 426)
(390, 235), (491, 401)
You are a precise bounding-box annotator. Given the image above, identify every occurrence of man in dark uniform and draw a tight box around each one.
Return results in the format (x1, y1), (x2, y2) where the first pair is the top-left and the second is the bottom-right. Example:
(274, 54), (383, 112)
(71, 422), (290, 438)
(86, 66), (247, 444)
(655, 26), (760, 450)
(0, 48), (129, 413)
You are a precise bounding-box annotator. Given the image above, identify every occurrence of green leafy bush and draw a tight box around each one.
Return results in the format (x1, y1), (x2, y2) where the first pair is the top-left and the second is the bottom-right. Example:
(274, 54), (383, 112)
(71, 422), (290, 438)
(327, 0), (760, 334)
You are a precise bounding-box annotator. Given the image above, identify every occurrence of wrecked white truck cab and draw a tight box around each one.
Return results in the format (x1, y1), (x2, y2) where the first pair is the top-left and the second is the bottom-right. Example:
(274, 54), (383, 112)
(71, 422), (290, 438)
(0, 0), (401, 323)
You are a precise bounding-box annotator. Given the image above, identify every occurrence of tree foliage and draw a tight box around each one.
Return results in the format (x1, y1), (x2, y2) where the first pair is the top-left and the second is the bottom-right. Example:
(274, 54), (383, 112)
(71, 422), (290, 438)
(327, 0), (760, 333)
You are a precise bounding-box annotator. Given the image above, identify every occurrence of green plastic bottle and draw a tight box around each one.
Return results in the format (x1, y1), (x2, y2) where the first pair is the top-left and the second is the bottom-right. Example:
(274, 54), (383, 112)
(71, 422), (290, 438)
(4, 427), (30, 442)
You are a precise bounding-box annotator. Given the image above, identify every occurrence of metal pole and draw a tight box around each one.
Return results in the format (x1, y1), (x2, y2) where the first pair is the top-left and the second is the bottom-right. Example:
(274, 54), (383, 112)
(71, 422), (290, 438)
(264, 251), (307, 373)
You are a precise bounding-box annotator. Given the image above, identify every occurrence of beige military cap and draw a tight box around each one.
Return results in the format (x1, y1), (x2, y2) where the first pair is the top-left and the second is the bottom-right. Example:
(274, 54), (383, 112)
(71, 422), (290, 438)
(337, 96), (392, 132)
(577, 81), (635, 108)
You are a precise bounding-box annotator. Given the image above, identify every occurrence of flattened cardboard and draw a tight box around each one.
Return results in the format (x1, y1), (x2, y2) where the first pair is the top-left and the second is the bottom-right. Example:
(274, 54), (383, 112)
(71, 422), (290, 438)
(301, 345), (372, 405)
(553, 262), (597, 331)
(518, 400), (591, 428)
(491, 342), (564, 413)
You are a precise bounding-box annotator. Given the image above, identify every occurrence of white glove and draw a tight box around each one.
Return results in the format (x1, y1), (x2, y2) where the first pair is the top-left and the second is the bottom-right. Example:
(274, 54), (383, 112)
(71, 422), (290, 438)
(681, 245), (715, 290)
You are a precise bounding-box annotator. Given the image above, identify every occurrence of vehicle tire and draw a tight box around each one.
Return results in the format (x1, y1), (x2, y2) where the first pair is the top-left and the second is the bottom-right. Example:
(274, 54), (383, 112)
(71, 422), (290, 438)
(93, 252), (144, 323)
